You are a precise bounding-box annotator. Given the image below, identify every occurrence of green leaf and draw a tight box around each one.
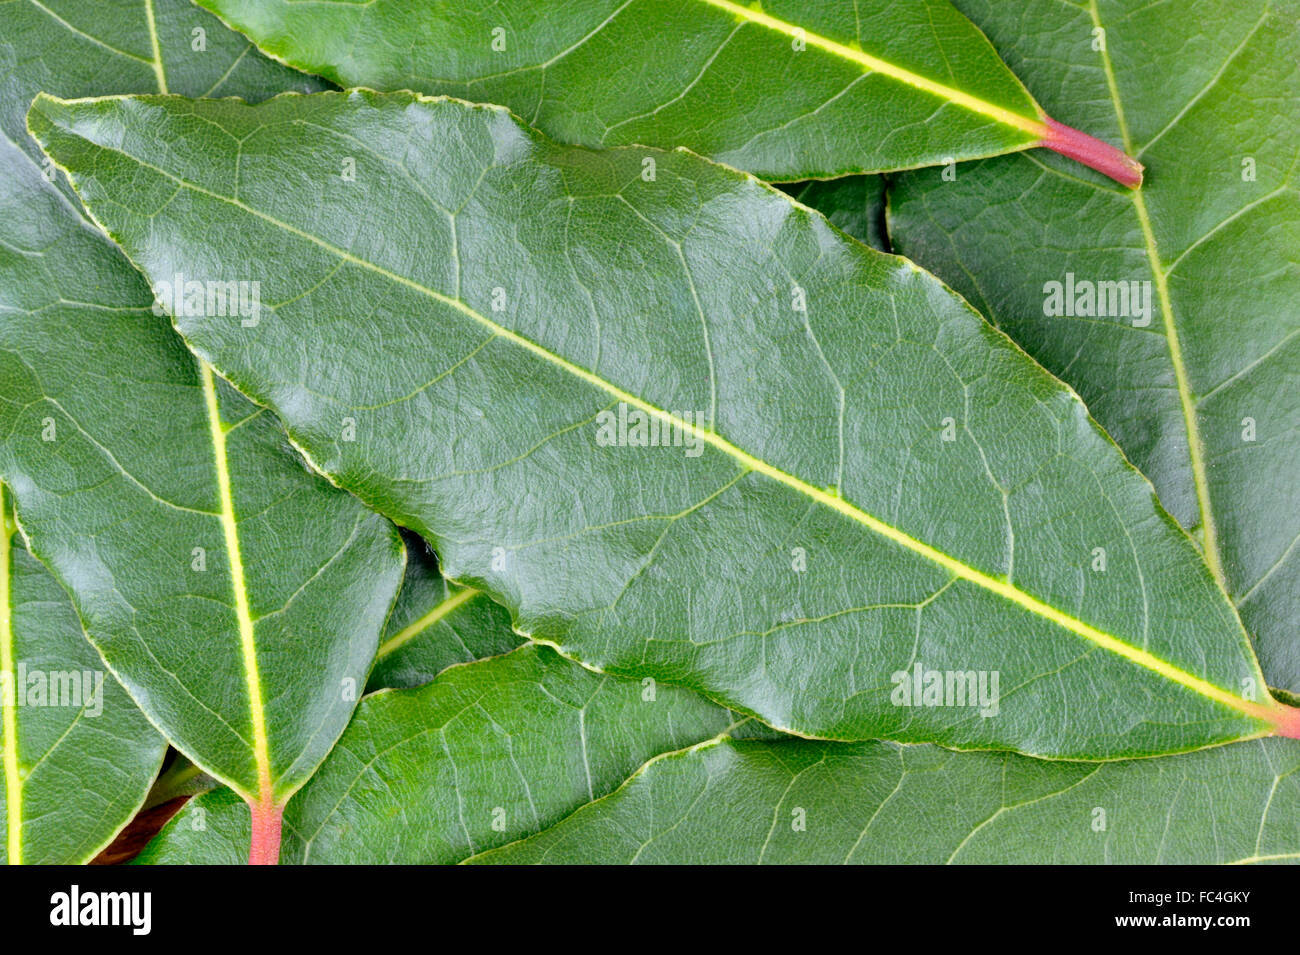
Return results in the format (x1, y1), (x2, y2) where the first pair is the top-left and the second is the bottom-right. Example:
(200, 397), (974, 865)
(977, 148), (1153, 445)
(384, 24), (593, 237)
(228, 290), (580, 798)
(194, 0), (1144, 185)
(32, 90), (1300, 757)
(0, 0), (396, 863)
(467, 734), (1300, 864)
(888, 0), (1300, 692)
(134, 644), (736, 864)
(142, 753), (218, 809)
(368, 533), (522, 693)
(138, 638), (1300, 865)
(1, 483), (165, 864)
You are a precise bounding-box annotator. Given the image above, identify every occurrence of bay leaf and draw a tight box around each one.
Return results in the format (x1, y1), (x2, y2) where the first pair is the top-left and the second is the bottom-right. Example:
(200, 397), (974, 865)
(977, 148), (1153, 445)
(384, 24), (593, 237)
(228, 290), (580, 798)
(30, 90), (1300, 756)
(1, 483), (165, 864)
(888, 0), (1300, 691)
(195, 0), (1142, 184)
(0, 0), (395, 863)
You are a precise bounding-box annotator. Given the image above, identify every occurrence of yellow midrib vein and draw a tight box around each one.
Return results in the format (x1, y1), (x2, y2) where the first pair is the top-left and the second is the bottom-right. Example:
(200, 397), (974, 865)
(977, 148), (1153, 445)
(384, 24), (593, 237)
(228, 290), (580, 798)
(0, 483), (21, 865)
(199, 365), (273, 803)
(697, 0), (1047, 136)
(377, 587), (480, 660)
(39, 104), (1284, 730)
(1086, 0), (1223, 586)
(143, 0), (168, 94)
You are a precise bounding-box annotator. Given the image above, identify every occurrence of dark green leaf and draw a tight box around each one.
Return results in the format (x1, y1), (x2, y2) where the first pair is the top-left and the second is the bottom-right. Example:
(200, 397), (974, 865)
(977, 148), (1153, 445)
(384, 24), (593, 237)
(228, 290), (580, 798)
(31, 90), (1300, 756)
(888, 0), (1300, 691)
(134, 644), (735, 863)
(470, 734), (1300, 864)
(139, 640), (1300, 865)
(0, 0), (394, 861)
(368, 532), (521, 692)
(194, 0), (1143, 184)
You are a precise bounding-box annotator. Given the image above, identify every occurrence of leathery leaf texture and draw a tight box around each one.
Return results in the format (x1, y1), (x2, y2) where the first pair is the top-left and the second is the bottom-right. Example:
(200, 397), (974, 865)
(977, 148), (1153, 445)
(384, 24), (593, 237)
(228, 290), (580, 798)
(888, 0), (1300, 694)
(30, 90), (1300, 758)
(135, 644), (737, 864)
(469, 734), (1300, 865)
(135, 585), (1300, 865)
(0, 0), (397, 857)
(195, 0), (1056, 181)
(1, 484), (165, 865)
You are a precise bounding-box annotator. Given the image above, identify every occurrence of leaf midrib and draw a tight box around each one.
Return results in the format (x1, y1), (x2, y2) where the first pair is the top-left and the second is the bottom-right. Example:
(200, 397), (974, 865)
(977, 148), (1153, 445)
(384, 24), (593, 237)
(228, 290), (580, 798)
(376, 586), (481, 661)
(142, 0), (168, 94)
(1086, 0), (1225, 584)
(200, 364), (272, 803)
(697, 0), (1046, 136)
(204, 0), (1048, 140)
(52, 108), (1284, 730)
(0, 482), (21, 865)
(141, 0), (274, 806)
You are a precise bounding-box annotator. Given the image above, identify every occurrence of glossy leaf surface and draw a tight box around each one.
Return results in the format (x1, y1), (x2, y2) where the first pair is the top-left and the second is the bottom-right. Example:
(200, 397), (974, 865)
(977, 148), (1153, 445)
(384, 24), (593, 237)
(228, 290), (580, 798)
(135, 644), (735, 863)
(31, 90), (1300, 757)
(889, 0), (1300, 691)
(195, 0), (1049, 180)
(1, 484), (165, 865)
(0, 0), (397, 848)
(140, 643), (1300, 865)
(473, 734), (1300, 864)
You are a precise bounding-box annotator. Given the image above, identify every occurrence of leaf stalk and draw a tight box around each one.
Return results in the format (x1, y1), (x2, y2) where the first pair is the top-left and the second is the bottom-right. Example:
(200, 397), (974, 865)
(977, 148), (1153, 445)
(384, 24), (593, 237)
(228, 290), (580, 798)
(1040, 117), (1144, 187)
(248, 797), (283, 865)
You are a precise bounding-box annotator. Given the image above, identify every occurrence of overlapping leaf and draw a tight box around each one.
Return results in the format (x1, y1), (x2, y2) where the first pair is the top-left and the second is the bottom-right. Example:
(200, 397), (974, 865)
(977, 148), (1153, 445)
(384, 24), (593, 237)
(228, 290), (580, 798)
(369, 533), (520, 693)
(135, 644), (736, 864)
(781, 176), (891, 254)
(1, 483), (164, 864)
(136, 599), (1300, 865)
(192, 0), (1047, 180)
(32, 90), (1300, 757)
(888, 0), (1300, 691)
(0, 0), (398, 860)
(470, 734), (1300, 864)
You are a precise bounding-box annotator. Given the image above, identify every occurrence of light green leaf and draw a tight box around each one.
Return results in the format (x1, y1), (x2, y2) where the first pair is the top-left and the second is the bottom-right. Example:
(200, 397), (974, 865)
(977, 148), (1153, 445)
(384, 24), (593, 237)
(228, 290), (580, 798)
(1, 483), (165, 864)
(32, 90), (1300, 757)
(194, 0), (1143, 185)
(0, 0), (396, 863)
(888, 0), (1300, 692)
(468, 734), (1300, 865)
(368, 533), (522, 693)
(134, 644), (736, 864)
